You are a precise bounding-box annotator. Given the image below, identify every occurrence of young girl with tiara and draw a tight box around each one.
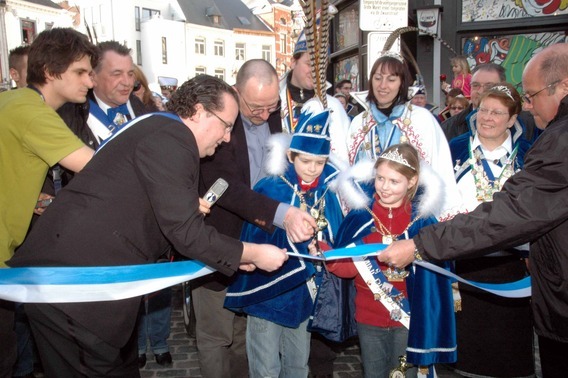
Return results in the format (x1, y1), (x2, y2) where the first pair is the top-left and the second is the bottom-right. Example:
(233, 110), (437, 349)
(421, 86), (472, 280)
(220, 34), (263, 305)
(224, 107), (344, 378)
(442, 55), (472, 98)
(328, 144), (456, 378)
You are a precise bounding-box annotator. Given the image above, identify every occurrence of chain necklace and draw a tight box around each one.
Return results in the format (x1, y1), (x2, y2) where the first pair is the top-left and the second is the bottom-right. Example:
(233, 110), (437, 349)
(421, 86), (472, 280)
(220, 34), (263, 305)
(364, 201), (418, 282)
(468, 139), (519, 202)
(279, 174), (329, 232)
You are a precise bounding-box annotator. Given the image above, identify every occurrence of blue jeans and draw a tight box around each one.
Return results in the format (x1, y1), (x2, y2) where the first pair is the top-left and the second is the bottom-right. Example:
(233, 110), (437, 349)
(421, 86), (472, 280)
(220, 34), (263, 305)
(357, 322), (409, 378)
(137, 288), (172, 355)
(247, 315), (310, 378)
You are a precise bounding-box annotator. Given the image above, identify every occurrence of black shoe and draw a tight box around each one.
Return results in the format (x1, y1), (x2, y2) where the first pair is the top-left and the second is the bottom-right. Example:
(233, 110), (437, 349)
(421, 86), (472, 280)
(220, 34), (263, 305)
(138, 354), (147, 369)
(155, 352), (172, 366)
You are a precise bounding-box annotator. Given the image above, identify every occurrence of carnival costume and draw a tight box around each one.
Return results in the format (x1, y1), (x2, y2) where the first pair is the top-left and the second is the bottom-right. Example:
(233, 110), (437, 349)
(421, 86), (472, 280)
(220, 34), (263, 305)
(329, 157), (457, 373)
(448, 108), (535, 378)
(347, 97), (462, 218)
(225, 108), (344, 328)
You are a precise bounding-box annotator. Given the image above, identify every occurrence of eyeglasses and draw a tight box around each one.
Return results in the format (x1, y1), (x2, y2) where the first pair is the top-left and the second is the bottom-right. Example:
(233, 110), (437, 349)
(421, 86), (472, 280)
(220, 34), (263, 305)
(450, 106), (465, 111)
(133, 81), (141, 92)
(522, 80), (560, 104)
(240, 95), (280, 116)
(477, 107), (509, 117)
(471, 82), (497, 91)
(208, 110), (233, 133)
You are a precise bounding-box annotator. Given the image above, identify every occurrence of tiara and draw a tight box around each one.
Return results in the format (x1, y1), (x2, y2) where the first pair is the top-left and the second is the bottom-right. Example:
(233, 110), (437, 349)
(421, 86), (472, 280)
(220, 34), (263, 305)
(492, 85), (515, 101)
(379, 50), (404, 63)
(379, 148), (416, 171)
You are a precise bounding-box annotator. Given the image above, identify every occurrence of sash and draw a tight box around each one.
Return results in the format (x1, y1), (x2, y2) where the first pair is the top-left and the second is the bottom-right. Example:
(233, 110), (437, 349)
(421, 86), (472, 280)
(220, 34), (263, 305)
(352, 246), (411, 329)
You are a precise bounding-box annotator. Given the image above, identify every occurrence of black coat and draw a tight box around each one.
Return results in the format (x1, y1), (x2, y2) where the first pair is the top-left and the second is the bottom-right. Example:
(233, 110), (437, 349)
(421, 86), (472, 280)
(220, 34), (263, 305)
(416, 95), (568, 343)
(9, 115), (243, 347)
(197, 111), (283, 289)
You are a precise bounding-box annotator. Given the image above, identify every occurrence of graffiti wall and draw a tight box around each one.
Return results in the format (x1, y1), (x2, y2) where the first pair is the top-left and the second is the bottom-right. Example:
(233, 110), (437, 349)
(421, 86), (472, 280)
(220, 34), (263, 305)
(462, 32), (567, 85)
(462, 0), (568, 22)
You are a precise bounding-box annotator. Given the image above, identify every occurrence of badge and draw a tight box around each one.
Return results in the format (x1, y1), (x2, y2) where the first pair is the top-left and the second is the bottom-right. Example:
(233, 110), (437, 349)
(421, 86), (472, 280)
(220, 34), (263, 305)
(382, 235), (393, 244)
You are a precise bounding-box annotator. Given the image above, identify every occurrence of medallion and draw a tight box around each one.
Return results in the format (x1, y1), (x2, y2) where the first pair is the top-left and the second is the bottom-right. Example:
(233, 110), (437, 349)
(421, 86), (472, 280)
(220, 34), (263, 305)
(382, 235), (393, 244)
(384, 266), (409, 282)
(389, 355), (410, 378)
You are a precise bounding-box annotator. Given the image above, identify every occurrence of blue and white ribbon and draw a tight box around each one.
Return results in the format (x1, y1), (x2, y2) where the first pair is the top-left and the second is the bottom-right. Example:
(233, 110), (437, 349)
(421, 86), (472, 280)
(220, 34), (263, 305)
(0, 261), (214, 303)
(0, 243), (531, 303)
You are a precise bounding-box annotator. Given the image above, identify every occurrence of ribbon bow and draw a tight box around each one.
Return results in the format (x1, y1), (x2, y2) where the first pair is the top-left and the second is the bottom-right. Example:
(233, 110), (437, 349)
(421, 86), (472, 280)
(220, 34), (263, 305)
(107, 104), (129, 125)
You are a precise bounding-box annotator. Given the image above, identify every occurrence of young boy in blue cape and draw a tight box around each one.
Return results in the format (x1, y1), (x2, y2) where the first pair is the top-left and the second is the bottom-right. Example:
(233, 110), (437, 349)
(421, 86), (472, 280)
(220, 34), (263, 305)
(225, 107), (344, 377)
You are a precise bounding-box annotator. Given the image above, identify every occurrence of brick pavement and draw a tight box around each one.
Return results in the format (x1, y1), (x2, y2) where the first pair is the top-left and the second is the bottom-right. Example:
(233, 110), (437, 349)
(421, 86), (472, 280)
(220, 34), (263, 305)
(140, 285), (461, 378)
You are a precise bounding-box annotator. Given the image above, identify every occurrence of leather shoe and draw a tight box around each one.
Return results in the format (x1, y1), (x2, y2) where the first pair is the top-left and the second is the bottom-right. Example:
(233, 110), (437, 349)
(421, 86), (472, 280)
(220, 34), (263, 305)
(155, 352), (172, 366)
(138, 354), (146, 369)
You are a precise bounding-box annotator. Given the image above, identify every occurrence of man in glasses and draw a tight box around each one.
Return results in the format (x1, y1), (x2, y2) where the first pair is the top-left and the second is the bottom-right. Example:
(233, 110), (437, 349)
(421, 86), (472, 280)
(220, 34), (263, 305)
(441, 63), (506, 141)
(380, 42), (568, 378)
(195, 59), (317, 378)
(8, 75), (288, 377)
(441, 63), (540, 144)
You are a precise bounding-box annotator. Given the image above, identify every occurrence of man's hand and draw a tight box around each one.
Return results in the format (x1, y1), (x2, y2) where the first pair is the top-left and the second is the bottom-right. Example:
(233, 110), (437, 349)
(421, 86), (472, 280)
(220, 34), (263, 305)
(241, 242), (288, 272)
(34, 193), (54, 216)
(378, 239), (417, 268)
(283, 206), (317, 243)
(198, 197), (212, 216)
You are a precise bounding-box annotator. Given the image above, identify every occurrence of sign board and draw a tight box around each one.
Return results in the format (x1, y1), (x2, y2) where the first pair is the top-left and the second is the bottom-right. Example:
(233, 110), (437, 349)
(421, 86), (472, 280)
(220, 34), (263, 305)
(367, 32), (401, 78)
(359, 0), (408, 31)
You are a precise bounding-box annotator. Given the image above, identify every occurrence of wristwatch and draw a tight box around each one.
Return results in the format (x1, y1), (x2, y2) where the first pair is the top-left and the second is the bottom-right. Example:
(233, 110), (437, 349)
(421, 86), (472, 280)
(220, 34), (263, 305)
(413, 248), (423, 261)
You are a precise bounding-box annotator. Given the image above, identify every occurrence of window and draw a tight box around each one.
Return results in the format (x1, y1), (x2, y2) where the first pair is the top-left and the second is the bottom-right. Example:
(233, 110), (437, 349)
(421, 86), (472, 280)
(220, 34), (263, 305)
(161, 37), (167, 64)
(45, 22), (53, 30)
(195, 37), (206, 55)
(142, 8), (160, 21)
(280, 17), (287, 26)
(262, 45), (272, 62)
(195, 66), (206, 76)
(214, 68), (225, 81)
(214, 40), (225, 57)
(135, 7), (140, 31)
(21, 20), (36, 44)
(235, 43), (245, 61)
(279, 34), (287, 54)
(136, 40), (142, 65)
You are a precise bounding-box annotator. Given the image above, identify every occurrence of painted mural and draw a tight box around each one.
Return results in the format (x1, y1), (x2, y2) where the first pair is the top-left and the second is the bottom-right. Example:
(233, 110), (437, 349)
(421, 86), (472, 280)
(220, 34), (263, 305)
(462, 0), (568, 22)
(463, 32), (567, 85)
(334, 55), (361, 91)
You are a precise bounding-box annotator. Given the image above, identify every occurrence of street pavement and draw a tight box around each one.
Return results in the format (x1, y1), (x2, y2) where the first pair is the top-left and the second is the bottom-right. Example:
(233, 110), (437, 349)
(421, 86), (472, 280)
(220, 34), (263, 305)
(140, 285), (461, 378)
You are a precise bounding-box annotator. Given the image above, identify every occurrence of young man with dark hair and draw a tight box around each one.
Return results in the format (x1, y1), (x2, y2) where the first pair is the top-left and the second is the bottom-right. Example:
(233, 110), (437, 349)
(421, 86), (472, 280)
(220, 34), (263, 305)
(0, 27), (98, 378)
(8, 45), (30, 89)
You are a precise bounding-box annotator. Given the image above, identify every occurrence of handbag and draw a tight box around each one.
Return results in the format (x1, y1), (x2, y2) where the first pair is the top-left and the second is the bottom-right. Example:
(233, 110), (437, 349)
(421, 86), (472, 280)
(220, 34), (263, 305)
(308, 268), (357, 342)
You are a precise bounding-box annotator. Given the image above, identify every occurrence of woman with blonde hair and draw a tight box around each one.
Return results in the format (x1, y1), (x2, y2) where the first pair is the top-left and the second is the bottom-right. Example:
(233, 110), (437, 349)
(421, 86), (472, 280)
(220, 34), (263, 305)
(133, 65), (159, 112)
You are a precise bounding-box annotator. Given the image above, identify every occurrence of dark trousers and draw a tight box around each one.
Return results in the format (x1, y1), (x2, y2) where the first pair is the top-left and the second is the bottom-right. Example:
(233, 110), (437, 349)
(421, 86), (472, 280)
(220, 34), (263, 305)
(539, 335), (568, 378)
(0, 300), (16, 378)
(26, 303), (140, 378)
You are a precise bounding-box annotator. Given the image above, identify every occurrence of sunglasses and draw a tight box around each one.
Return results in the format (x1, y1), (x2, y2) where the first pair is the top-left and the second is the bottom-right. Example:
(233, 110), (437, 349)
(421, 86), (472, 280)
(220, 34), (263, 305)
(133, 81), (142, 92)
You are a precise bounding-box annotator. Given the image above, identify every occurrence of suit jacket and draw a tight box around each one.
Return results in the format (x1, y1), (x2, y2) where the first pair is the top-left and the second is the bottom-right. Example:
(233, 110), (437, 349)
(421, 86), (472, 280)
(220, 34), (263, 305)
(197, 111), (283, 289)
(9, 115), (243, 347)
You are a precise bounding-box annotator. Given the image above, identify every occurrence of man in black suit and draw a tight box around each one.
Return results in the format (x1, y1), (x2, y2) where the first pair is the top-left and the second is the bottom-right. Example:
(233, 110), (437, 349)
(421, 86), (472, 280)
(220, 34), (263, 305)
(8, 75), (288, 378)
(195, 59), (316, 378)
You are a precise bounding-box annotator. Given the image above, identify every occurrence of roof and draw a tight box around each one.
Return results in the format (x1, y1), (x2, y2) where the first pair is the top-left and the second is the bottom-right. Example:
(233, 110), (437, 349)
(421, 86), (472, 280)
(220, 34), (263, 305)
(25, 0), (62, 10)
(177, 0), (271, 32)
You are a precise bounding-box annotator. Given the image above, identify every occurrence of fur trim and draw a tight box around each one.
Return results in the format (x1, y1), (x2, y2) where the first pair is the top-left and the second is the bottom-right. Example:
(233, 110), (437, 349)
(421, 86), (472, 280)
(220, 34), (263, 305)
(330, 158), (446, 217)
(264, 133), (292, 176)
(415, 161), (445, 219)
(329, 159), (375, 210)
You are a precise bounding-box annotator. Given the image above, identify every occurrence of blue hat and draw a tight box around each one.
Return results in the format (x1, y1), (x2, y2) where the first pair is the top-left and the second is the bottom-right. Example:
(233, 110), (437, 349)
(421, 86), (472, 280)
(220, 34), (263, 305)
(289, 108), (331, 157)
(293, 31), (307, 56)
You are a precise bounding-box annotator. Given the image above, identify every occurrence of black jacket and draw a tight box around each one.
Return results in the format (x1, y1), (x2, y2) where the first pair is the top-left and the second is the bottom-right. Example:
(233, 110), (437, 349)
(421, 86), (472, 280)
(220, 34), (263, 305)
(416, 95), (568, 343)
(9, 115), (243, 347)
(197, 110), (283, 290)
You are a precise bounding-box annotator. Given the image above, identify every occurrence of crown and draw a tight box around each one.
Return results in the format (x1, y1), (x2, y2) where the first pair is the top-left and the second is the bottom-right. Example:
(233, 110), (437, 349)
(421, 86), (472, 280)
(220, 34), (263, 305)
(491, 85), (515, 101)
(379, 50), (404, 63)
(379, 148), (416, 170)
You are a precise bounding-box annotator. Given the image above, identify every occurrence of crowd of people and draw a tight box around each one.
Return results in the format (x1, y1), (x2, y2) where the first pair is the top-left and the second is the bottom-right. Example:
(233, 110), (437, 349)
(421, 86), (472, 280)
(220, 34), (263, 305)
(1, 25), (567, 378)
